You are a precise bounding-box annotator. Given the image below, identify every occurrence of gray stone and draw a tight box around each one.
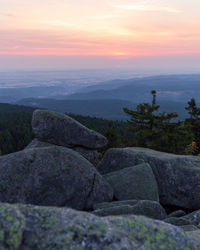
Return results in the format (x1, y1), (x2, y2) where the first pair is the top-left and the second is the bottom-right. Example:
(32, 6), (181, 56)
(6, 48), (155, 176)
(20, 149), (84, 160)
(164, 217), (192, 226)
(93, 200), (138, 210)
(186, 230), (200, 249)
(0, 202), (195, 250)
(183, 210), (200, 227)
(25, 138), (52, 149)
(26, 139), (99, 165)
(104, 163), (159, 201)
(0, 146), (113, 210)
(73, 146), (99, 165)
(168, 210), (186, 218)
(32, 109), (108, 149)
(98, 147), (200, 209)
(93, 200), (167, 220)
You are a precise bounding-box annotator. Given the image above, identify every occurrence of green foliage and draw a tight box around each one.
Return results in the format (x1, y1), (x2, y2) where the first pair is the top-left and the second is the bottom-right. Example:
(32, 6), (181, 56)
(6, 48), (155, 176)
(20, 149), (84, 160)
(185, 98), (200, 144)
(184, 141), (199, 155)
(0, 105), (34, 154)
(1, 96), (200, 156)
(124, 91), (191, 154)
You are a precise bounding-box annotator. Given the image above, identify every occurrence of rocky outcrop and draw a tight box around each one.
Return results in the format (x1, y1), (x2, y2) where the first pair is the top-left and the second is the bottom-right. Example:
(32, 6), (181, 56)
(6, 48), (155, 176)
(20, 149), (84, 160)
(2, 108), (200, 248)
(0, 202), (195, 250)
(0, 146), (113, 209)
(93, 200), (167, 220)
(98, 147), (200, 209)
(26, 138), (100, 165)
(104, 163), (159, 202)
(32, 109), (108, 149)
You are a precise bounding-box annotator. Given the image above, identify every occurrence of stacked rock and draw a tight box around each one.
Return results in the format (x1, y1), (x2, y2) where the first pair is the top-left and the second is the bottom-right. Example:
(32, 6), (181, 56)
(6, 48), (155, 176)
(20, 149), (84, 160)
(0, 109), (199, 248)
(29, 109), (108, 165)
(0, 109), (113, 210)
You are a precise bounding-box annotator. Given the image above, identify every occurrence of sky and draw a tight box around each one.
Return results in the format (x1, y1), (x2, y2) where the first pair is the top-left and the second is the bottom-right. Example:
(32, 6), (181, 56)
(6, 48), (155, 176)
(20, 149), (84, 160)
(1, 0), (200, 71)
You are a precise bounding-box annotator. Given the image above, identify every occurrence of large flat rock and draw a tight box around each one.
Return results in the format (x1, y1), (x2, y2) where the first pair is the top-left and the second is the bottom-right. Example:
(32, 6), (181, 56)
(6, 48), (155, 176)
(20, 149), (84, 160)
(32, 109), (108, 149)
(0, 202), (195, 249)
(98, 147), (200, 209)
(0, 146), (113, 209)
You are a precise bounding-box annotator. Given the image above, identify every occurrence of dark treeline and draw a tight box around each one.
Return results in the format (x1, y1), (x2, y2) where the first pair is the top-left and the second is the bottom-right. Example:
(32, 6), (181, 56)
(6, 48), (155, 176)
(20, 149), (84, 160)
(0, 104), (131, 155)
(0, 104), (34, 155)
(0, 94), (200, 156)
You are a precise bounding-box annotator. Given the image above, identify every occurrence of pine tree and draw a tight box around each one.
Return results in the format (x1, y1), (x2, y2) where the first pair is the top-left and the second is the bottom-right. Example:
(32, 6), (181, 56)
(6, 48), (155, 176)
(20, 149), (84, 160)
(123, 90), (187, 153)
(185, 98), (200, 147)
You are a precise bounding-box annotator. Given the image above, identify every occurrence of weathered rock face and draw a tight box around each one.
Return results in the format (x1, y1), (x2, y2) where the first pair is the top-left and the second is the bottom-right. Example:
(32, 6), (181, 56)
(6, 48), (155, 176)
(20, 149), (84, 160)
(0, 146), (113, 209)
(98, 147), (200, 209)
(104, 163), (159, 202)
(26, 139), (99, 165)
(186, 230), (200, 249)
(183, 210), (200, 227)
(93, 200), (167, 220)
(32, 109), (108, 149)
(0, 202), (195, 250)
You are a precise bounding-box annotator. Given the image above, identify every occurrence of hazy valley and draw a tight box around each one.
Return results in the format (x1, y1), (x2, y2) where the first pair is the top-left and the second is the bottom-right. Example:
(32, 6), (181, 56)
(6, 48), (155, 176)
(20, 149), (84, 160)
(1, 72), (200, 120)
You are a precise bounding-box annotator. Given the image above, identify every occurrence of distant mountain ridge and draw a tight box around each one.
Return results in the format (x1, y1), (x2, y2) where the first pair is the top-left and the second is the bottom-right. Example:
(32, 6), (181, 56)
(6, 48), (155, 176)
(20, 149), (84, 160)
(17, 98), (189, 120)
(17, 99), (135, 120)
(67, 74), (200, 103)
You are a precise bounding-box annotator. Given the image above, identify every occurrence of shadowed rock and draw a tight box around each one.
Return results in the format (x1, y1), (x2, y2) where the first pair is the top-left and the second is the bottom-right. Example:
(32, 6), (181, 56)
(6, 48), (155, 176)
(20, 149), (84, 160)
(0, 202), (195, 250)
(32, 109), (108, 149)
(0, 146), (113, 209)
(164, 217), (192, 227)
(93, 200), (139, 210)
(93, 200), (167, 220)
(98, 147), (200, 209)
(168, 210), (186, 218)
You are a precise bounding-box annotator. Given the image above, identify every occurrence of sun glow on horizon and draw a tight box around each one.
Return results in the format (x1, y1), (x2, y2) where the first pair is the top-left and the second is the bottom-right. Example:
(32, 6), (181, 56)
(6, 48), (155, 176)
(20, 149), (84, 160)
(1, 0), (200, 69)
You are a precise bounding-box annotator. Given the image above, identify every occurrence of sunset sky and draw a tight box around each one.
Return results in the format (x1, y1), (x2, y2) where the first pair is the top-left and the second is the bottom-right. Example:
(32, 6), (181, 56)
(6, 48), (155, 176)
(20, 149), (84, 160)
(1, 0), (200, 71)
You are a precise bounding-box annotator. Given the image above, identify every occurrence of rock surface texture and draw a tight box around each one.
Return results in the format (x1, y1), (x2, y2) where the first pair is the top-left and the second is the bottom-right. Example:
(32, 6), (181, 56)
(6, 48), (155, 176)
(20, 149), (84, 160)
(0, 146), (113, 209)
(26, 138), (100, 165)
(1, 109), (200, 249)
(104, 163), (159, 202)
(32, 109), (108, 149)
(98, 147), (200, 209)
(0, 203), (195, 250)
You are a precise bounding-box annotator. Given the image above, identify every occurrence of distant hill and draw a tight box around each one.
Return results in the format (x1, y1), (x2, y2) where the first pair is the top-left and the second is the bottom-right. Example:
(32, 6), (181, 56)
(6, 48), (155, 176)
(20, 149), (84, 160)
(0, 85), (67, 103)
(17, 97), (189, 120)
(67, 74), (200, 103)
(17, 98), (135, 120)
